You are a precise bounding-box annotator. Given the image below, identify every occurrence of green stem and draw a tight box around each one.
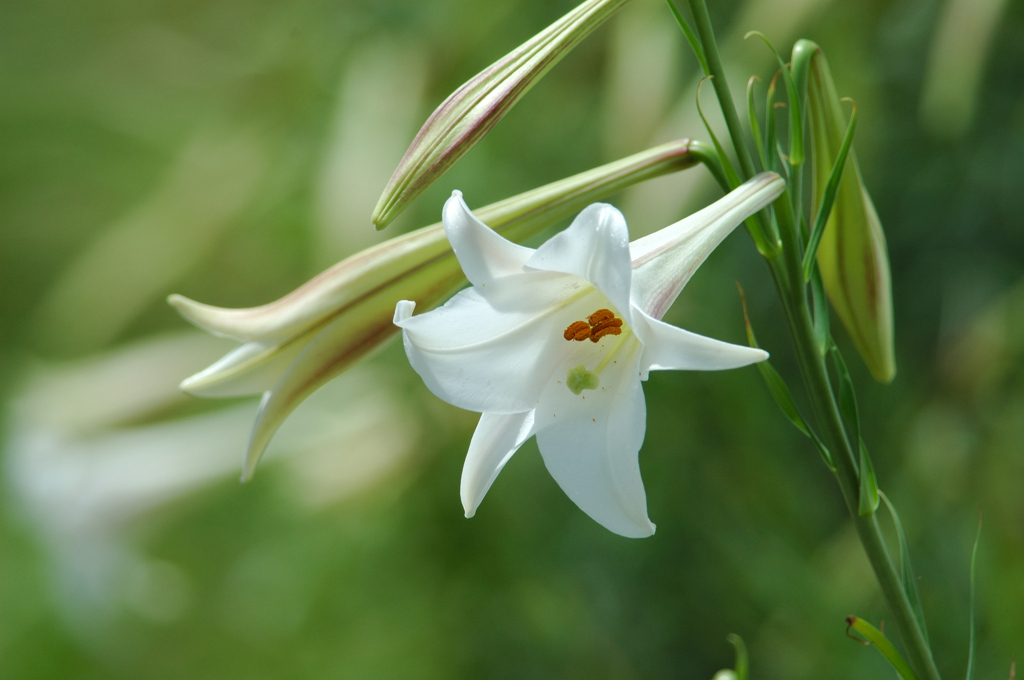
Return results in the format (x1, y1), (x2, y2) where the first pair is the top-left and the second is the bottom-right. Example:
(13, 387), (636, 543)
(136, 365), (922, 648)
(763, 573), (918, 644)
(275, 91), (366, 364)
(685, 0), (778, 252)
(680, 3), (940, 673)
(684, 0), (757, 182)
(771, 193), (941, 680)
(687, 139), (731, 193)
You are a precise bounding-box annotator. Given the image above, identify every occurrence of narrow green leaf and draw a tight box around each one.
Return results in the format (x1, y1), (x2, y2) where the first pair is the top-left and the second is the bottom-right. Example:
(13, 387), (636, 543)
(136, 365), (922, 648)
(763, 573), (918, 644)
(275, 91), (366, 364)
(759, 363), (810, 437)
(966, 513), (982, 680)
(808, 429), (834, 471)
(665, 0), (709, 76)
(846, 616), (919, 680)
(747, 77), (767, 172)
(791, 155), (804, 240)
(727, 634), (748, 680)
(776, 139), (791, 177)
(829, 342), (861, 437)
(879, 491), (930, 645)
(802, 99), (858, 281)
(789, 41), (816, 227)
(790, 39), (816, 118)
(698, 78), (775, 257)
(764, 72), (781, 173)
(746, 31), (804, 166)
(696, 77), (740, 189)
(738, 284), (834, 469)
(811, 266), (830, 356)
(858, 439), (880, 516)
(830, 342), (877, 514)
(739, 284), (803, 432)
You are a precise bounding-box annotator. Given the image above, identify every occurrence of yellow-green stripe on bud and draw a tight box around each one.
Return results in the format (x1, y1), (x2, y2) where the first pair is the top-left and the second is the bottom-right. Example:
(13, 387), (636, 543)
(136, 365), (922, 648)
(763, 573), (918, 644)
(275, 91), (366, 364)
(371, 0), (631, 230)
(799, 40), (896, 383)
(171, 139), (702, 481)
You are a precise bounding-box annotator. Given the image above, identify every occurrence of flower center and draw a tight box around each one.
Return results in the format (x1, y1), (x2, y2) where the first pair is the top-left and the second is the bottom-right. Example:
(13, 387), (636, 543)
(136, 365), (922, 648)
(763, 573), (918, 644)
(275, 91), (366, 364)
(562, 308), (633, 395)
(562, 308), (623, 343)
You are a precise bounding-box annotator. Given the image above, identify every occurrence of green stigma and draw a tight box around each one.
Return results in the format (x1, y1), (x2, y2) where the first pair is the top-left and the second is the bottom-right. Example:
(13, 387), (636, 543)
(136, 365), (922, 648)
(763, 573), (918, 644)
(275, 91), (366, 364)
(566, 364), (599, 395)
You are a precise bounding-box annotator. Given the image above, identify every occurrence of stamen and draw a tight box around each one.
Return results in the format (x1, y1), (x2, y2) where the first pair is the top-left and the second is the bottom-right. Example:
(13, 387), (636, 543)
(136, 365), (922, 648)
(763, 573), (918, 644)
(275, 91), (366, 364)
(589, 317), (623, 342)
(590, 325), (622, 342)
(563, 320), (591, 342)
(564, 309), (627, 343)
(561, 307), (636, 395)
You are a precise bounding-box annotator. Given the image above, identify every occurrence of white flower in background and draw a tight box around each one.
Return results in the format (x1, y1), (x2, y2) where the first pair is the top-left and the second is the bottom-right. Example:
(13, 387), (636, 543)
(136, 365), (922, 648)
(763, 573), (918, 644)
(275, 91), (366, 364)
(4, 332), (420, 634)
(395, 173), (785, 537)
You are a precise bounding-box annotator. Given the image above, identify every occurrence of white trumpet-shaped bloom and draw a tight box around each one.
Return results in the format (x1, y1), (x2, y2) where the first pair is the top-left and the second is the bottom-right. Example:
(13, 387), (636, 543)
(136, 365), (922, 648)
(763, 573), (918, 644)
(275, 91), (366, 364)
(395, 172), (785, 537)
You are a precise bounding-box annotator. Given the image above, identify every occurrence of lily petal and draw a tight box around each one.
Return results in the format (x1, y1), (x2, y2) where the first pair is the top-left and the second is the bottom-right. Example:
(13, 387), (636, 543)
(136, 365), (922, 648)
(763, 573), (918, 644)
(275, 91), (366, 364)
(240, 265), (467, 480)
(630, 172), (785, 319)
(443, 191), (534, 287)
(631, 307), (768, 375)
(164, 223), (450, 343)
(526, 203), (633, 320)
(461, 411), (537, 517)
(395, 272), (603, 413)
(179, 339), (302, 398)
(534, 347), (654, 538)
(371, 0), (632, 229)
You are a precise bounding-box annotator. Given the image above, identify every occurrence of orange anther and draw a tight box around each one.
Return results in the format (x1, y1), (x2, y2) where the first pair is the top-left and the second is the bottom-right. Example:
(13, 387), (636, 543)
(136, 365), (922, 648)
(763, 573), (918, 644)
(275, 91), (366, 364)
(563, 320), (591, 341)
(588, 308), (615, 326)
(590, 325), (622, 342)
(589, 316), (623, 338)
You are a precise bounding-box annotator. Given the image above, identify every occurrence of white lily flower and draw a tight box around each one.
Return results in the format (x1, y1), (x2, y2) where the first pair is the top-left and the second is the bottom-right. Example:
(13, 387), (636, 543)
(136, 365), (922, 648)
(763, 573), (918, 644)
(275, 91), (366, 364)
(394, 173), (785, 538)
(169, 140), (705, 481)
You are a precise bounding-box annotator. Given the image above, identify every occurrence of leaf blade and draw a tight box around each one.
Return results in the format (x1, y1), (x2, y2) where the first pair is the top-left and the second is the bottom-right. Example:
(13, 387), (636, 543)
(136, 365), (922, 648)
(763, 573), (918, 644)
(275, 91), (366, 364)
(665, 0), (709, 76)
(879, 491), (930, 645)
(746, 31), (804, 166)
(847, 616), (919, 680)
(802, 99), (858, 281)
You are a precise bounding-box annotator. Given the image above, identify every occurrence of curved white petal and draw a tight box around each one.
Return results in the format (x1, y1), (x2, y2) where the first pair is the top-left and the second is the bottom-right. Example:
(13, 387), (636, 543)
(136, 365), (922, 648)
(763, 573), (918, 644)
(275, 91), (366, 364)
(179, 339), (301, 398)
(443, 191), (534, 287)
(630, 172), (785, 319)
(168, 218), (461, 343)
(395, 272), (603, 413)
(533, 343), (654, 538)
(461, 411), (536, 517)
(241, 289), (406, 480)
(526, 203), (633, 320)
(631, 307), (767, 376)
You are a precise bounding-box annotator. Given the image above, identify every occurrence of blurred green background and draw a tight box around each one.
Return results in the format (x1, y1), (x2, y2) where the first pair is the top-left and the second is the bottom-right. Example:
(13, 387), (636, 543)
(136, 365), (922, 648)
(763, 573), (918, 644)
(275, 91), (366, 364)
(1, 0), (1021, 677)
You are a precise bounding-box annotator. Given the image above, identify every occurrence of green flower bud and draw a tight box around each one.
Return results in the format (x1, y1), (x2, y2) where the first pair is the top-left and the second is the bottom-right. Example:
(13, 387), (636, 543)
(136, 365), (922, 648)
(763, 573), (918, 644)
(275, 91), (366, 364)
(371, 0), (631, 230)
(798, 40), (896, 382)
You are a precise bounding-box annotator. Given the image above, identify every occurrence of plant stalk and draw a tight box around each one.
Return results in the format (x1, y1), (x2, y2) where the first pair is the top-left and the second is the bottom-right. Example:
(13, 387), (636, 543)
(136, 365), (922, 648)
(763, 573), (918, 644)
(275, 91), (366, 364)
(683, 1), (942, 674)
(770, 193), (941, 680)
(684, 0), (757, 181)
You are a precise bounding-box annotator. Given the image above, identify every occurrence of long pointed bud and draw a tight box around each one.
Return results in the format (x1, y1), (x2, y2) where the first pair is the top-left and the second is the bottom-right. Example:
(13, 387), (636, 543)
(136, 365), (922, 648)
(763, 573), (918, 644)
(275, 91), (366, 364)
(798, 40), (896, 383)
(630, 172), (786, 320)
(172, 139), (703, 480)
(371, 0), (631, 230)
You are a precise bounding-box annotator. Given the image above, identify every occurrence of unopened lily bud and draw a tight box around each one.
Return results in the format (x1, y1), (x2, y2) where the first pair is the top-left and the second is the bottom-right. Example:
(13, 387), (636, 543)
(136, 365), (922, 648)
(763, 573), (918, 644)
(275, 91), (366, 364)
(171, 139), (702, 481)
(371, 0), (631, 230)
(799, 40), (896, 382)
